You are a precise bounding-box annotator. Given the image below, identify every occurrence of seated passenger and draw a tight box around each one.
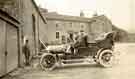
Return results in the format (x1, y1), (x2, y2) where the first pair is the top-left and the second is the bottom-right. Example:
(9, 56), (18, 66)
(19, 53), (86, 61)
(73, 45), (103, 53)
(66, 33), (74, 53)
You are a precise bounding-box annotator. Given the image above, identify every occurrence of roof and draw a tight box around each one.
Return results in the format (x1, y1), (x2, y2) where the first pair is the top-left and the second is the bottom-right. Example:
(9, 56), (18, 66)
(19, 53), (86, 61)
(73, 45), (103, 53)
(42, 12), (92, 22)
(31, 0), (47, 24)
(40, 8), (111, 24)
(92, 15), (111, 21)
(0, 9), (20, 24)
(42, 11), (110, 24)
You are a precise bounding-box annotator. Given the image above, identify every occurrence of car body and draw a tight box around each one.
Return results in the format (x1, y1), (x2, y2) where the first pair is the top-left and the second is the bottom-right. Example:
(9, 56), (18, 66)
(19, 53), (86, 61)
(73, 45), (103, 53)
(39, 32), (116, 70)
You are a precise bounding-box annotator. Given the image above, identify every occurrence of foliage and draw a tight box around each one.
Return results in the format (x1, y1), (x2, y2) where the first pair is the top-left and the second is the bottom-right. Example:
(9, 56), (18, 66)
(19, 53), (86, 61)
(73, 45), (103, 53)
(112, 25), (128, 42)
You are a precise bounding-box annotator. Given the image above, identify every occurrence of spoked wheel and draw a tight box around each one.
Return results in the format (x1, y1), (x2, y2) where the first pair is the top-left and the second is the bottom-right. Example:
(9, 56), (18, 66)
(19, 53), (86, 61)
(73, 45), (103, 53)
(40, 53), (56, 71)
(98, 50), (114, 67)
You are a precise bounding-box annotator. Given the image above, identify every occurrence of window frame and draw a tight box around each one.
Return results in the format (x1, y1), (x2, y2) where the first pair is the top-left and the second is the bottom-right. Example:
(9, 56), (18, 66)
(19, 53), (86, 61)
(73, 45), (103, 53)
(56, 31), (60, 39)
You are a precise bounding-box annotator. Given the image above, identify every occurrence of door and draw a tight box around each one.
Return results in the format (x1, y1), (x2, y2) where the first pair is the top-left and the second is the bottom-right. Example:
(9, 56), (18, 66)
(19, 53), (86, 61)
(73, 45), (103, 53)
(0, 19), (6, 76)
(6, 23), (18, 73)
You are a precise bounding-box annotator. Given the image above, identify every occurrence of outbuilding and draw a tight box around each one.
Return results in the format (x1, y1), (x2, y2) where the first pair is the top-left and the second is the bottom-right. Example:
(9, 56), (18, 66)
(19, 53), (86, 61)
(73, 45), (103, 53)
(0, 0), (47, 77)
(0, 9), (20, 77)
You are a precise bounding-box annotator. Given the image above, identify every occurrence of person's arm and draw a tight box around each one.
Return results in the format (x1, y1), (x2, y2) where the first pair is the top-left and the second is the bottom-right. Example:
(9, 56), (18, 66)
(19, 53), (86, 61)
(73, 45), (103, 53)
(75, 35), (78, 41)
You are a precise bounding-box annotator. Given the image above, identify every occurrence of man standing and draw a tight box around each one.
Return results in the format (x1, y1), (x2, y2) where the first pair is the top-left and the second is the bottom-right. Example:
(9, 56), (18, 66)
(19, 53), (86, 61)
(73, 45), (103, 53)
(23, 40), (30, 66)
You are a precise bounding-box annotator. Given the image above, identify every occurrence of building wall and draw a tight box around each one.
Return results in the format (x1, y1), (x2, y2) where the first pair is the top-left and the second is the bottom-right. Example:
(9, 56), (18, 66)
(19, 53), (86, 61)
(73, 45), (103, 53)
(89, 16), (112, 39)
(38, 16), (48, 43)
(126, 33), (135, 42)
(21, 0), (47, 55)
(46, 15), (112, 44)
(0, 10), (20, 77)
(0, 0), (47, 76)
(0, 0), (21, 76)
(0, 19), (6, 76)
(46, 19), (89, 44)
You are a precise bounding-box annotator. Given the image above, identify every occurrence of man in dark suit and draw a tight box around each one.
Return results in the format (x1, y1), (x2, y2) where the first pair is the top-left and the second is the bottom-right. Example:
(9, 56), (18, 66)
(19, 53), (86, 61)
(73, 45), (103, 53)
(74, 31), (88, 54)
(23, 40), (31, 66)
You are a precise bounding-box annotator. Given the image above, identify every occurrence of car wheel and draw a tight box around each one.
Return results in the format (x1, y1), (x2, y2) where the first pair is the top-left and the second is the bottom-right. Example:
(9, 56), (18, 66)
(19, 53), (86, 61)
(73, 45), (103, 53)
(98, 49), (114, 67)
(40, 53), (56, 71)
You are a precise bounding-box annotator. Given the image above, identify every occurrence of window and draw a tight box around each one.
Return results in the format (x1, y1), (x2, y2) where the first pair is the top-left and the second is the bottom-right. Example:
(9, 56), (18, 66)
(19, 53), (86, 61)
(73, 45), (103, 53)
(56, 31), (60, 39)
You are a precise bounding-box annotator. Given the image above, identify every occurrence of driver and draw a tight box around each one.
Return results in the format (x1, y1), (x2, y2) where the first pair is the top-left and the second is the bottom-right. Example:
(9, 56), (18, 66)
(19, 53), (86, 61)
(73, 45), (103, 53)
(73, 30), (88, 54)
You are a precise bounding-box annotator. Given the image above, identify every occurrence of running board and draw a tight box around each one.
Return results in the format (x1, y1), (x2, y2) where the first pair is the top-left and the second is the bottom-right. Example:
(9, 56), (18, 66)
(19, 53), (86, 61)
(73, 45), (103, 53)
(61, 58), (94, 64)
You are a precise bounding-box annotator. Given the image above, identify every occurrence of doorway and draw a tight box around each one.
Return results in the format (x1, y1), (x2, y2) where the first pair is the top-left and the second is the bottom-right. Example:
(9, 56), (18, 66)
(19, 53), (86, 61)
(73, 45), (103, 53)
(0, 19), (18, 76)
(6, 23), (18, 73)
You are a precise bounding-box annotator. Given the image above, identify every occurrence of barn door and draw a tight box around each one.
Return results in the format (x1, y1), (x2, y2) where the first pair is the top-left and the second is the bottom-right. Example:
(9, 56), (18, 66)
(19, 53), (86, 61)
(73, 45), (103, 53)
(0, 19), (6, 76)
(6, 23), (18, 73)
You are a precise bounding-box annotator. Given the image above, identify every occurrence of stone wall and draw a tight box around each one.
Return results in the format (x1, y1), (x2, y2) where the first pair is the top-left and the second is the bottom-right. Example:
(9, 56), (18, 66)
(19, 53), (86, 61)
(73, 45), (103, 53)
(90, 15), (112, 39)
(20, 0), (47, 55)
(45, 15), (112, 44)
(46, 20), (89, 44)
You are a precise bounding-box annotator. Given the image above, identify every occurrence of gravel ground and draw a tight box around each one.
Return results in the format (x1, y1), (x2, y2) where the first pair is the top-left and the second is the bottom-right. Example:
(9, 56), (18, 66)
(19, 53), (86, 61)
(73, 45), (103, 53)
(2, 43), (135, 79)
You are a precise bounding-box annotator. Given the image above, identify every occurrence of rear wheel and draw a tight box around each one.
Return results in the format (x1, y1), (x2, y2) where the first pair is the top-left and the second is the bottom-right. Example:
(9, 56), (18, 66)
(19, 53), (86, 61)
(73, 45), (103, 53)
(40, 53), (56, 71)
(98, 50), (114, 67)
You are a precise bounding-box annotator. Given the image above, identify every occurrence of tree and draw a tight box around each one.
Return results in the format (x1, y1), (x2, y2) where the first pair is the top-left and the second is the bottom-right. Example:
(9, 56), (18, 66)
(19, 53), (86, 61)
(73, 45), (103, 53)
(112, 25), (128, 42)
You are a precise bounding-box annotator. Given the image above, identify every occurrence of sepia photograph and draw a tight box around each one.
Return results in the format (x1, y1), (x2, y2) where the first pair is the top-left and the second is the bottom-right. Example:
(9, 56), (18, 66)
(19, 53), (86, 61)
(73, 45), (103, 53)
(0, 0), (135, 79)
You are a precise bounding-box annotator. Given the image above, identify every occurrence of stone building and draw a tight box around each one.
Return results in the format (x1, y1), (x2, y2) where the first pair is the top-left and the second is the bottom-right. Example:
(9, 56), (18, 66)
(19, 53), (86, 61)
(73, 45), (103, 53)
(0, 0), (47, 76)
(127, 33), (135, 42)
(0, 9), (20, 77)
(89, 15), (113, 40)
(41, 10), (112, 44)
(20, 0), (47, 56)
(43, 12), (90, 44)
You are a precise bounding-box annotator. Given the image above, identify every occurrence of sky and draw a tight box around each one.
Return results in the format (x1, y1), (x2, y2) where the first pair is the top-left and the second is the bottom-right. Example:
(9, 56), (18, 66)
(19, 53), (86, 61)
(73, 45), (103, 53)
(35, 0), (134, 33)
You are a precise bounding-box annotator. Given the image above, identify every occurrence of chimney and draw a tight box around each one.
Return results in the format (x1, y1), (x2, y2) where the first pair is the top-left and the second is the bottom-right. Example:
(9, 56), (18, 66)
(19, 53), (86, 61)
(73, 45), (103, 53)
(80, 10), (84, 17)
(93, 11), (98, 16)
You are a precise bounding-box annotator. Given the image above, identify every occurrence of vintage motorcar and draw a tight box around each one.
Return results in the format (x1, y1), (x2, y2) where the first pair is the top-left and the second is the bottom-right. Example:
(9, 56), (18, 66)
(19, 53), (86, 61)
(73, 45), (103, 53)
(39, 32), (116, 70)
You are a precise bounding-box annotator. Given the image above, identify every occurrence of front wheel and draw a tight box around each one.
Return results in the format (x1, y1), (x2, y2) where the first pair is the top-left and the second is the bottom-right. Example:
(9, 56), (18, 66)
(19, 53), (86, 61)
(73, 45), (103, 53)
(98, 50), (115, 67)
(40, 53), (56, 71)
